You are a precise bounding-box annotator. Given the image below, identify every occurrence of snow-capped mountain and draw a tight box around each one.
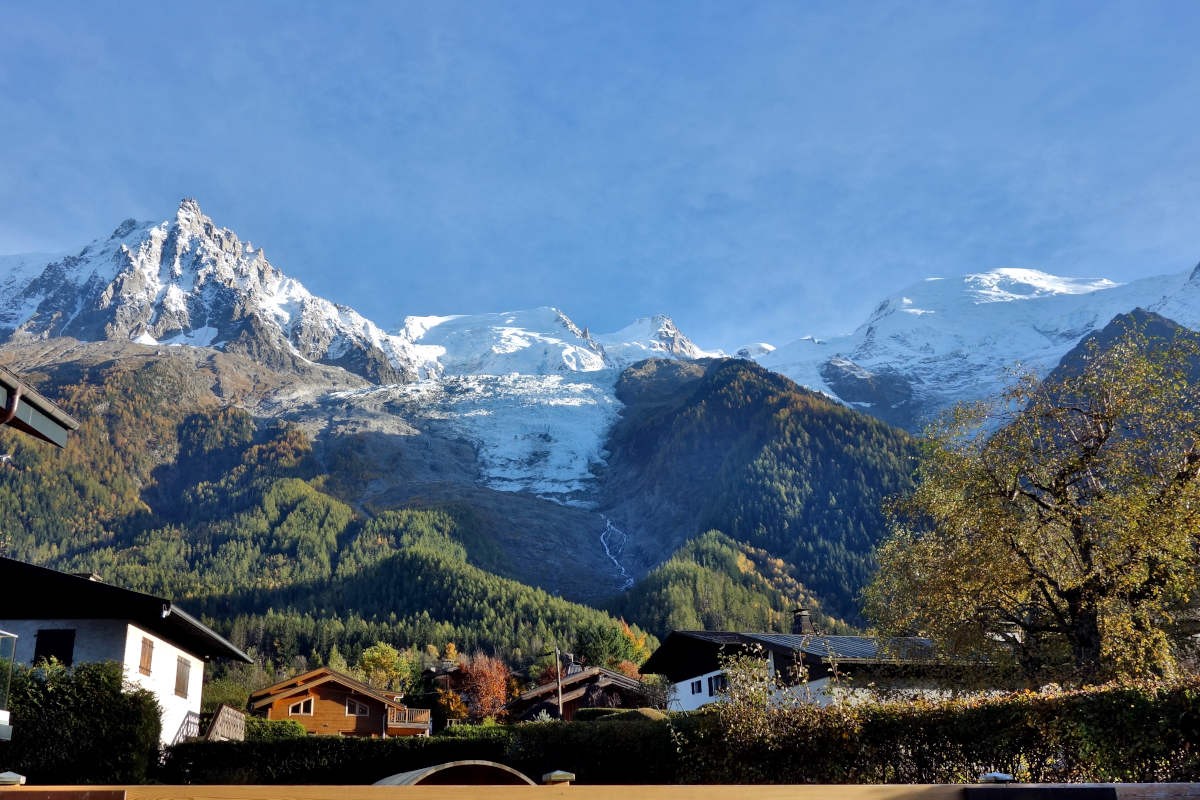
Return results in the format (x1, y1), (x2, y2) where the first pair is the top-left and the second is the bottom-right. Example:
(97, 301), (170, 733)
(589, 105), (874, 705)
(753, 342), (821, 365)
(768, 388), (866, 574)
(8, 197), (1200, 481)
(0, 199), (716, 500)
(0, 199), (428, 383)
(401, 308), (608, 375)
(0, 199), (709, 389)
(594, 314), (718, 365)
(760, 266), (1198, 430)
(398, 309), (719, 376)
(362, 312), (718, 497)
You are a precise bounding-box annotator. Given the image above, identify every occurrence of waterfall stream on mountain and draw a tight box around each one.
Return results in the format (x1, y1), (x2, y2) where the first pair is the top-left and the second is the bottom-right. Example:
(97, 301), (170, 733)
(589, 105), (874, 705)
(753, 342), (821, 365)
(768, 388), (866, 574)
(600, 516), (634, 590)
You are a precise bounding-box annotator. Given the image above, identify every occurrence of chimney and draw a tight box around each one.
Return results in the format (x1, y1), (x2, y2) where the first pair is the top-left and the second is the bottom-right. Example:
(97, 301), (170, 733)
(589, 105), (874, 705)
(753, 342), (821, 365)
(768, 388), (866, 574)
(791, 608), (816, 635)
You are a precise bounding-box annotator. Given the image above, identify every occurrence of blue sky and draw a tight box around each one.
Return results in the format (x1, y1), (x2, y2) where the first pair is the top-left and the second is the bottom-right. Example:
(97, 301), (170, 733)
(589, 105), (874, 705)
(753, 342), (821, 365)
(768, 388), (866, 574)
(3, 1), (1200, 350)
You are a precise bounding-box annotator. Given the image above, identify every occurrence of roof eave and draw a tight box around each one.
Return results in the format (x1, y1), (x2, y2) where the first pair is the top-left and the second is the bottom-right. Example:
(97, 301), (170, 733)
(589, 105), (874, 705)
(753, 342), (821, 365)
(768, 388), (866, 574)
(164, 604), (252, 663)
(250, 669), (404, 710)
(0, 367), (79, 448)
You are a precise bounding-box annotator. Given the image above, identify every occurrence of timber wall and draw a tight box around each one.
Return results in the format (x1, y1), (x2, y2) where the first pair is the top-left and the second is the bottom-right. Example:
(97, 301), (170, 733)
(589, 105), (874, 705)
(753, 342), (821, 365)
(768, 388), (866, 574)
(263, 685), (384, 737)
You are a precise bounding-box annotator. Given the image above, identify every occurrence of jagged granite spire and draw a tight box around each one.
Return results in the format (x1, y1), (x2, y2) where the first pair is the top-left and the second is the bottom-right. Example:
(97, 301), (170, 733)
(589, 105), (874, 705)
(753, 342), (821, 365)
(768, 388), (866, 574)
(0, 199), (418, 383)
(0, 200), (717, 385)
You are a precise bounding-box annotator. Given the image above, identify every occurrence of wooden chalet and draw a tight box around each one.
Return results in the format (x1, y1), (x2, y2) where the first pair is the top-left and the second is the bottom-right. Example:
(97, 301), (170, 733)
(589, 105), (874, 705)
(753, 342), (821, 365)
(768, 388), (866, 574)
(248, 667), (431, 737)
(508, 666), (652, 721)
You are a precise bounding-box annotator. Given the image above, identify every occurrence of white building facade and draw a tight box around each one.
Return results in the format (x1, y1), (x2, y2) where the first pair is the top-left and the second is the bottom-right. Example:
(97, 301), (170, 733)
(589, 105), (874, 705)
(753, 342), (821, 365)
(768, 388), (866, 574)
(646, 629), (947, 713)
(0, 558), (250, 746)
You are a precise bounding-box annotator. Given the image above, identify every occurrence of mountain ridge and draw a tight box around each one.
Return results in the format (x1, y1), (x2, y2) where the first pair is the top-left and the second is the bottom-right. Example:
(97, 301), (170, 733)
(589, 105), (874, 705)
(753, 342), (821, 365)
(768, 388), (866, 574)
(5, 200), (1200, 664)
(761, 264), (1200, 430)
(0, 199), (716, 389)
(6, 200), (1200, 438)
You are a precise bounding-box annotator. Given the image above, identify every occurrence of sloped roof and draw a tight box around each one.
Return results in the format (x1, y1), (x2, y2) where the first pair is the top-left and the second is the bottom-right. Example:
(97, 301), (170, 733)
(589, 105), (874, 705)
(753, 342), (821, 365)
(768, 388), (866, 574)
(249, 666), (406, 711)
(641, 630), (936, 682)
(0, 556), (250, 663)
(514, 666), (648, 704)
(746, 632), (935, 662)
(0, 365), (78, 448)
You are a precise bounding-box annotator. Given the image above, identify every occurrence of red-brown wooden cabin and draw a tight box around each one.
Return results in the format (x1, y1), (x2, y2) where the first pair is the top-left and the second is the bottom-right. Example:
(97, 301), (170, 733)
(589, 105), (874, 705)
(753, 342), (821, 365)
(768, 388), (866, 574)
(248, 667), (431, 737)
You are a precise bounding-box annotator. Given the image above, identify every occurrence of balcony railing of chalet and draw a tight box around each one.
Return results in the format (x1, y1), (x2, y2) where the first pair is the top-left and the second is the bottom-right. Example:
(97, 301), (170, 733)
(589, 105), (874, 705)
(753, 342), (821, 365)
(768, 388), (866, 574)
(172, 711), (201, 745)
(205, 704), (247, 741)
(387, 706), (431, 727)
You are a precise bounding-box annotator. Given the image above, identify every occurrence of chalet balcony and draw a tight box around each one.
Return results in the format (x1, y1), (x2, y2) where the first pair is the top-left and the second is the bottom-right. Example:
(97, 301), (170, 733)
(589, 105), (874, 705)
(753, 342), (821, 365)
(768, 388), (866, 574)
(205, 704), (246, 741)
(171, 705), (247, 745)
(386, 706), (431, 735)
(172, 711), (201, 745)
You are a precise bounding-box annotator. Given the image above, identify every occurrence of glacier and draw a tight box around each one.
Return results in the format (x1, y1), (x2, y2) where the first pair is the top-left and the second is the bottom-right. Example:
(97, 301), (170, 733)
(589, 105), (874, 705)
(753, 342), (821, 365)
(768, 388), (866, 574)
(5, 198), (1200, 494)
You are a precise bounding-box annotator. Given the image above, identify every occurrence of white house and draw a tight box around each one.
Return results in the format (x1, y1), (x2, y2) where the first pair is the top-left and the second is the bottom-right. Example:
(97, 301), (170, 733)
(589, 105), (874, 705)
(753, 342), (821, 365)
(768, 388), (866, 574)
(0, 556), (251, 746)
(641, 623), (956, 711)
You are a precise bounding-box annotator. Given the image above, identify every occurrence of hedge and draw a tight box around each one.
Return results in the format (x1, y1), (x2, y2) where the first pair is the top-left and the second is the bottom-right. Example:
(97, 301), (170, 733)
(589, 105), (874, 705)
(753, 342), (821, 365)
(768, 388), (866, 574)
(162, 679), (1200, 785)
(162, 719), (677, 784)
(673, 679), (1200, 784)
(0, 661), (161, 784)
(162, 726), (514, 784)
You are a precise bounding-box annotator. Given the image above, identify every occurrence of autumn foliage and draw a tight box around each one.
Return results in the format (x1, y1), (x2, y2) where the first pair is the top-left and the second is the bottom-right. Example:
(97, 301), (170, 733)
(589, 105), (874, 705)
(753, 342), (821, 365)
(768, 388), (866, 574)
(462, 651), (511, 720)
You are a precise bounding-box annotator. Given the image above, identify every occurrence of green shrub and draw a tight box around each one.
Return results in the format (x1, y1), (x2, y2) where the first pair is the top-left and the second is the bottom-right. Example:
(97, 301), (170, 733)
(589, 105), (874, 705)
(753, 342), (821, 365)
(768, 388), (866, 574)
(244, 716), (308, 742)
(612, 707), (667, 721)
(161, 718), (676, 784)
(574, 707), (667, 722)
(161, 729), (514, 784)
(572, 707), (621, 721)
(0, 661), (161, 784)
(507, 718), (677, 783)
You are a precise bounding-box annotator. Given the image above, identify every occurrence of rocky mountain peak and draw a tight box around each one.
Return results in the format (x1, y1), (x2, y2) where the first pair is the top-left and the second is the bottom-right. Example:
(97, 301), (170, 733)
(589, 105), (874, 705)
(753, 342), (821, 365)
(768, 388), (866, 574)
(110, 218), (141, 240)
(593, 313), (717, 367)
(176, 196), (203, 218)
(0, 200), (417, 383)
(0, 202), (715, 387)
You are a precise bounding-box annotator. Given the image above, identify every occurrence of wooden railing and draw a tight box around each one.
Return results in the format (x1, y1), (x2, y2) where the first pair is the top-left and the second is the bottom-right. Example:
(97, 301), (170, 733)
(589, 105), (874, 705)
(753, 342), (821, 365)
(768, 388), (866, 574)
(204, 705), (246, 742)
(4, 784), (1200, 800)
(170, 711), (201, 746)
(387, 706), (431, 727)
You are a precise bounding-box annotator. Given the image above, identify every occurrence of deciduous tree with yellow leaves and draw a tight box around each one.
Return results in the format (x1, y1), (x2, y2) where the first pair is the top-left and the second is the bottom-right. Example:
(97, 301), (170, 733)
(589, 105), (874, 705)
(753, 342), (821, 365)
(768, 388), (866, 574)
(865, 318), (1200, 683)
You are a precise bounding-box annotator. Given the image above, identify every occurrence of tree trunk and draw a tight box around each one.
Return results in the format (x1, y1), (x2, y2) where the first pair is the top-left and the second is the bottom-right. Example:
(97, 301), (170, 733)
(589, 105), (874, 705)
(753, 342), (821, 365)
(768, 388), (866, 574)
(1070, 605), (1103, 681)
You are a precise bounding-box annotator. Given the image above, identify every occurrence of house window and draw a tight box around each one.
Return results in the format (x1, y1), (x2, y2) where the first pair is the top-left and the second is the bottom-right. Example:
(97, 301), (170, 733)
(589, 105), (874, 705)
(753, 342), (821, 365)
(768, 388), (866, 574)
(689, 679), (702, 695)
(139, 637), (154, 675)
(175, 656), (191, 698)
(33, 628), (76, 666)
(289, 697), (314, 716)
(346, 698), (370, 716)
(707, 674), (727, 697)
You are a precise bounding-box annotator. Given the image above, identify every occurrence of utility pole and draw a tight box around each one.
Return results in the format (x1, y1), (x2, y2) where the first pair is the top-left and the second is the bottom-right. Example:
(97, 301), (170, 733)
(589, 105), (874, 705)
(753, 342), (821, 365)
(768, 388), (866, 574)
(555, 645), (564, 719)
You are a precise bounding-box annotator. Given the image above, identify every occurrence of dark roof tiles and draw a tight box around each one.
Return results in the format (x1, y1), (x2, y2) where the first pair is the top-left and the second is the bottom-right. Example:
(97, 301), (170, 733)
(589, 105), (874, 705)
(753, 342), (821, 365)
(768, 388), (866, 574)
(745, 633), (935, 662)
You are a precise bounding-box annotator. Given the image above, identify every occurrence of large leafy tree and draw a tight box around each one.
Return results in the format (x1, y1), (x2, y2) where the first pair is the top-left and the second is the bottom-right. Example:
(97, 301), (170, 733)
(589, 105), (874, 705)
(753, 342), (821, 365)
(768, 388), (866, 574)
(865, 323), (1200, 683)
(356, 641), (419, 696)
(461, 651), (511, 721)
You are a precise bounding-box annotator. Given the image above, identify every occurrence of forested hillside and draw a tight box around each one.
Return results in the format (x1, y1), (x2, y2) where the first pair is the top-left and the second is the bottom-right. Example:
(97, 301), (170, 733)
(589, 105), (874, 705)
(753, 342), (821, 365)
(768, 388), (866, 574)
(612, 530), (854, 637)
(0, 351), (652, 671)
(601, 358), (918, 622)
(0, 343), (920, 672)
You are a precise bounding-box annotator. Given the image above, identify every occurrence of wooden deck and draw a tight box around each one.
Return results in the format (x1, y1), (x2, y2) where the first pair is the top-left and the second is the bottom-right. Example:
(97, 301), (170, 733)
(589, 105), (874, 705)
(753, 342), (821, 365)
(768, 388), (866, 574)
(388, 706), (432, 726)
(3, 785), (1200, 800)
